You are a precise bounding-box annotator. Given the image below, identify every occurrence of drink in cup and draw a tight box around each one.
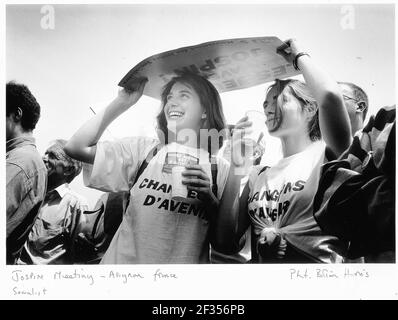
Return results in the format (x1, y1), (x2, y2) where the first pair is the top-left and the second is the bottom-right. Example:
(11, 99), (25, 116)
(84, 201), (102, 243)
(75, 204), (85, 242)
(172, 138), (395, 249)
(243, 110), (266, 161)
(244, 110), (266, 144)
(171, 166), (187, 200)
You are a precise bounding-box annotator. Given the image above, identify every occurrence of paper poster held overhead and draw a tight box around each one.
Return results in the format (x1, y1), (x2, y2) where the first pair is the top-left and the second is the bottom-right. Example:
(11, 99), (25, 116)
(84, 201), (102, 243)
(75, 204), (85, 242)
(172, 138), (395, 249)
(118, 36), (301, 100)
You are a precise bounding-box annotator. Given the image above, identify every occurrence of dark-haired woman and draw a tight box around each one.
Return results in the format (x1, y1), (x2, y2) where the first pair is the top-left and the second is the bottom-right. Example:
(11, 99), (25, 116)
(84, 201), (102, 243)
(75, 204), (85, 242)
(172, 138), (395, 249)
(65, 73), (229, 264)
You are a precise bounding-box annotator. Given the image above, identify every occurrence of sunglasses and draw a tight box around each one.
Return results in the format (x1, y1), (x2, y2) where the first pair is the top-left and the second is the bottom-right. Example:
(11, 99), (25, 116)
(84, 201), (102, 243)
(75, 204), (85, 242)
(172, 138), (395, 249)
(342, 94), (361, 103)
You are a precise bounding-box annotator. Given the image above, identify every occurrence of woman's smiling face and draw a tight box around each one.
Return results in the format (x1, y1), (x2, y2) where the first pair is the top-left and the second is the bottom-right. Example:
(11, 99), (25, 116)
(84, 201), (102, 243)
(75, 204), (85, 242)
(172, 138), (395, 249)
(164, 82), (205, 133)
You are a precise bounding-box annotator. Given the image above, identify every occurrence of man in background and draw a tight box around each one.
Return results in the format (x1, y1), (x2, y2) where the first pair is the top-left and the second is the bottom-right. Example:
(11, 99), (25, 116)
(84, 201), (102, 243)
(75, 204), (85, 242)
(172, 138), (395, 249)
(339, 82), (368, 136)
(314, 79), (395, 263)
(18, 140), (89, 264)
(6, 81), (47, 264)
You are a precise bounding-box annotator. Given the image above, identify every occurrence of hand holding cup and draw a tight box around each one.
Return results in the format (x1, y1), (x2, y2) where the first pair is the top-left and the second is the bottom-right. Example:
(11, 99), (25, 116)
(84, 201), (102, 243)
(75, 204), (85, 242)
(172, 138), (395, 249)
(176, 164), (219, 208)
(231, 111), (266, 167)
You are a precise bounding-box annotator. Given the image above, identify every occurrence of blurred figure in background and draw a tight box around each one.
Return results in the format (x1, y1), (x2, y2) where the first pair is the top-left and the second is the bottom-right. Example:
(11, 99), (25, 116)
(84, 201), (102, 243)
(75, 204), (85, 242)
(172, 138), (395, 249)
(334, 81), (368, 263)
(315, 82), (394, 263)
(18, 139), (88, 264)
(314, 105), (395, 263)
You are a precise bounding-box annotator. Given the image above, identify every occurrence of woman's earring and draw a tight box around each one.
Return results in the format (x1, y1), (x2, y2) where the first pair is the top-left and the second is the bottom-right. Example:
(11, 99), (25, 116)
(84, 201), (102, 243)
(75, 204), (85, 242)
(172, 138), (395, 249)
(201, 113), (207, 119)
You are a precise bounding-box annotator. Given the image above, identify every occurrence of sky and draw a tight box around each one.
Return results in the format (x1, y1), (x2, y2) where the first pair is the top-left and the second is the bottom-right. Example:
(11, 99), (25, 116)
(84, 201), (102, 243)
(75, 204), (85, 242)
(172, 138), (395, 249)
(6, 3), (395, 208)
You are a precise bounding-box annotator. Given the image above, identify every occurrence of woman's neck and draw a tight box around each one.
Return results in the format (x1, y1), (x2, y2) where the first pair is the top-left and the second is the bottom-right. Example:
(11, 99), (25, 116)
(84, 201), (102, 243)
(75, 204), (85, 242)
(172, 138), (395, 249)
(280, 131), (314, 158)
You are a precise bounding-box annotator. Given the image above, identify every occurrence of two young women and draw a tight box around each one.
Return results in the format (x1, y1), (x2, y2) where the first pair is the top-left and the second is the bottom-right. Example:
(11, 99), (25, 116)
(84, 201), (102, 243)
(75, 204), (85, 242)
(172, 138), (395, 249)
(66, 38), (351, 264)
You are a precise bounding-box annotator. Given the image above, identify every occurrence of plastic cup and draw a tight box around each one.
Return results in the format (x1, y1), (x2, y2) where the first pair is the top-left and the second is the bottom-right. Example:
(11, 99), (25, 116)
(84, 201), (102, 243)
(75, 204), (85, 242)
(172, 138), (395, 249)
(171, 166), (187, 200)
(244, 110), (266, 144)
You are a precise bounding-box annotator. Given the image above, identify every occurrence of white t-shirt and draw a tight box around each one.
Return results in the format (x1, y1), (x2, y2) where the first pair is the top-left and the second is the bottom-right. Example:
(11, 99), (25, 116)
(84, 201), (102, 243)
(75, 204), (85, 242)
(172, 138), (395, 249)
(248, 141), (345, 263)
(84, 137), (229, 264)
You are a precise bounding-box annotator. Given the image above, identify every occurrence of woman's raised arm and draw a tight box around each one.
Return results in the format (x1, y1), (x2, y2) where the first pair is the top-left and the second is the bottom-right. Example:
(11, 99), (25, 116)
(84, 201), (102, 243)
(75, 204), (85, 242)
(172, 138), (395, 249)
(65, 78), (147, 164)
(279, 39), (352, 157)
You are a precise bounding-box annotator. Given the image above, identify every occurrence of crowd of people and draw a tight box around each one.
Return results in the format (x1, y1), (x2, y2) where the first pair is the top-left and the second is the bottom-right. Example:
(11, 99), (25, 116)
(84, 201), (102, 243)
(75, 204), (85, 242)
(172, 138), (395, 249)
(6, 39), (395, 265)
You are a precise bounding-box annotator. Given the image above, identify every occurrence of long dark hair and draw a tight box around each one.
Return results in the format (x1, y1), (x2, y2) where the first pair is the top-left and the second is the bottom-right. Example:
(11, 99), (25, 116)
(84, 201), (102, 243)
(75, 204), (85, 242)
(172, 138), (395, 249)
(156, 72), (226, 152)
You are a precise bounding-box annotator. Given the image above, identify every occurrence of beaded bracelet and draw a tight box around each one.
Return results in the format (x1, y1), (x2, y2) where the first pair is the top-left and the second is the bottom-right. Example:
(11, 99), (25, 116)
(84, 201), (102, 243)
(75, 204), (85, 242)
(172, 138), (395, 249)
(293, 52), (310, 71)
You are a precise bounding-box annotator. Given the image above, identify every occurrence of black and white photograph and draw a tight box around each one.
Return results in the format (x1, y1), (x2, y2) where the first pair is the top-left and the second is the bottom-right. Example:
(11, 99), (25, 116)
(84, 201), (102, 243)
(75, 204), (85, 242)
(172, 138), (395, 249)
(2, 0), (397, 300)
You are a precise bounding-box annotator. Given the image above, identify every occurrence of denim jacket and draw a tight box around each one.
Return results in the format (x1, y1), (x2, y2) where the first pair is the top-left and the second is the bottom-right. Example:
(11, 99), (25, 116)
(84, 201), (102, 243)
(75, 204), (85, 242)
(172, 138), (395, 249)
(6, 136), (47, 264)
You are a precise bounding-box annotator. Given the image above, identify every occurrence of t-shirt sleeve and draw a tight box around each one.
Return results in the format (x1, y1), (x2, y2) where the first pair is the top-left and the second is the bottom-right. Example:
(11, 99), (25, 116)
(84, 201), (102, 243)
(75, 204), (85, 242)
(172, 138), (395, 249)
(83, 136), (159, 193)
